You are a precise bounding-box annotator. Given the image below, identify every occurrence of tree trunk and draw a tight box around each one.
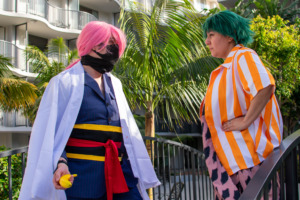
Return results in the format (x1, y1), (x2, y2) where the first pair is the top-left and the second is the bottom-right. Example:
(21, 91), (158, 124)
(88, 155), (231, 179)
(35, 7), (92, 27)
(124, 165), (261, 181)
(145, 101), (155, 138)
(145, 101), (155, 199)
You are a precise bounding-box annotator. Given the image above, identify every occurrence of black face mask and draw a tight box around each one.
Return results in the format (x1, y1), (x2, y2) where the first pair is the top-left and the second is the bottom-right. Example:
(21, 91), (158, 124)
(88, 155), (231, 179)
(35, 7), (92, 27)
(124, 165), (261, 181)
(81, 44), (119, 74)
(93, 44), (119, 63)
(81, 55), (114, 74)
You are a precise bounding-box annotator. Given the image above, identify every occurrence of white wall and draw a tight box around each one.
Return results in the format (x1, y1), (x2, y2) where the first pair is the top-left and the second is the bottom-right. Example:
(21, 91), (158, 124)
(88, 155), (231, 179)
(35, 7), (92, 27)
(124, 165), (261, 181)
(48, 0), (67, 8)
(5, 26), (15, 43)
(98, 11), (114, 24)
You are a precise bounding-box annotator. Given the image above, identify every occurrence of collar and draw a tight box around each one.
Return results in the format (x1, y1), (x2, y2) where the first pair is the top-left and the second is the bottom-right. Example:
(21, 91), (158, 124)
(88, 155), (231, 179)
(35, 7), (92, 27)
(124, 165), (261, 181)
(84, 71), (116, 101)
(103, 74), (116, 101)
(221, 44), (244, 69)
(84, 70), (96, 85)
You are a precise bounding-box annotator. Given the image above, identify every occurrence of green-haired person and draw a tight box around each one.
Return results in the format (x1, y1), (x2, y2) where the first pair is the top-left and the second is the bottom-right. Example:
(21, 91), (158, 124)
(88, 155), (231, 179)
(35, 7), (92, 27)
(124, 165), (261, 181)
(200, 10), (282, 199)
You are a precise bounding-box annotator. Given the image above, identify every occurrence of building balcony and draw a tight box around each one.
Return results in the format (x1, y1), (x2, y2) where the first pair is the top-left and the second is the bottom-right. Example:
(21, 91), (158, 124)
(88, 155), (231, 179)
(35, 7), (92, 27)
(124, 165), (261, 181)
(0, 0), (98, 39)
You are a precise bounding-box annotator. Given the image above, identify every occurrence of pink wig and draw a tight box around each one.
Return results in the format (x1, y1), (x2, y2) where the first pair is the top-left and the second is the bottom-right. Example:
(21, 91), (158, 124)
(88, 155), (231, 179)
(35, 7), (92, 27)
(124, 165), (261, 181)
(67, 21), (126, 69)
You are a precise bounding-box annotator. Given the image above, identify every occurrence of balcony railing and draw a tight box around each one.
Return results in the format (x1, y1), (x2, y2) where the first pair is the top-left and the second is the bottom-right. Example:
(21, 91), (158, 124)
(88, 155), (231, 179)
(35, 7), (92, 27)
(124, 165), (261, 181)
(0, 0), (98, 30)
(0, 40), (28, 72)
(0, 110), (29, 127)
(0, 136), (213, 200)
(0, 40), (69, 75)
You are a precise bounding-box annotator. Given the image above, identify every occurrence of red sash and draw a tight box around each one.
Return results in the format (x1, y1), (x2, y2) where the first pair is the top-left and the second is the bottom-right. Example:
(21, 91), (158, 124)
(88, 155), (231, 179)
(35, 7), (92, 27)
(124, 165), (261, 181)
(67, 138), (129, 200)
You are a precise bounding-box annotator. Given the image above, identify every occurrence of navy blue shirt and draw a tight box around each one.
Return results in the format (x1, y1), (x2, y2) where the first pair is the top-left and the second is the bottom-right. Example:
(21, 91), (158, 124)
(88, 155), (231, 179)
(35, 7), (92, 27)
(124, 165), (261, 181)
(65, 71), (137, 199)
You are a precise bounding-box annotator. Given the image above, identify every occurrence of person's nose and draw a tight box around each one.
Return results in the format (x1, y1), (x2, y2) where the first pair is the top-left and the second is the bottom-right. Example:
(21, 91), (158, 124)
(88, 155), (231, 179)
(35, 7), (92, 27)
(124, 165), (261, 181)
(205, 37), (210, 45)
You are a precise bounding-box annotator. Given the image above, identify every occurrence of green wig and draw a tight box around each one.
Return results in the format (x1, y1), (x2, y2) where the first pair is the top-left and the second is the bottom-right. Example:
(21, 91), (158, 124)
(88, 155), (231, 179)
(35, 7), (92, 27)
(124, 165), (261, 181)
(203, 10), (254, 46)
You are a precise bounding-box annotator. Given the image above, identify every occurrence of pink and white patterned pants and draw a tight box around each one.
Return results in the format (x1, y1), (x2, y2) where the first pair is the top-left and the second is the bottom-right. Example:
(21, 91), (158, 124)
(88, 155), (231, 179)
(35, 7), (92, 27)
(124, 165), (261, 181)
(200, 109), (280, 200)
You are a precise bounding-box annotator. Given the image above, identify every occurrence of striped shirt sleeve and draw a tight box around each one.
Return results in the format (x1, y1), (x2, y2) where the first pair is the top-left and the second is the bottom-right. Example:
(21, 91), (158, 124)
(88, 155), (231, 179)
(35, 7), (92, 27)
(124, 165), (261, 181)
(236, 50), (275, 98)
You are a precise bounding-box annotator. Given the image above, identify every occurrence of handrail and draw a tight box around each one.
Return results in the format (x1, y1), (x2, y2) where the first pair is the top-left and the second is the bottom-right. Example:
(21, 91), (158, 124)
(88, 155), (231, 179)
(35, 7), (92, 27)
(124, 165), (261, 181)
(2, 130), (300, 199)
(239, 129), (300, 200)
(0, 146), (28, 200)
(0, 146), (28, 158)
(143, 136), (204, 154)
(0, 137), (213, 200)
(143, 136), (213, 199)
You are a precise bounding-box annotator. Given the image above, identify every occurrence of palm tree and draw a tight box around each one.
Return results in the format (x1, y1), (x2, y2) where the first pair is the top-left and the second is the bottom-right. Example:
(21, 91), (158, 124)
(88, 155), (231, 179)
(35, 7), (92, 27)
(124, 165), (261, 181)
(23, 37), (78, 122)
(117, 0), (220, 139)
(0, 55), (37, 112)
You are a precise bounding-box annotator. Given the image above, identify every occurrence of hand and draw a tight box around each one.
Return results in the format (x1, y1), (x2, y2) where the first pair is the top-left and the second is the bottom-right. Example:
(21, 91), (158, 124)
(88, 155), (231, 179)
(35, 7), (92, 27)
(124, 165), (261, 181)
(53, 161), (74, 190)
(222, 116), (248, 132)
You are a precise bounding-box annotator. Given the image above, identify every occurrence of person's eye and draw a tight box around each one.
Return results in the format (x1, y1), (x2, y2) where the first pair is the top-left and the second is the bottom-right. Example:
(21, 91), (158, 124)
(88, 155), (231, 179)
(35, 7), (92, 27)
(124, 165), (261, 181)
(97, 43), (104, 48)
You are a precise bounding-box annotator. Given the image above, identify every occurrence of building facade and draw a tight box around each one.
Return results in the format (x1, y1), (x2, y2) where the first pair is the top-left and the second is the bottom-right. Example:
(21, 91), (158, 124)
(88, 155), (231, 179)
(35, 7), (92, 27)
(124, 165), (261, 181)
(0, 0), (217, 148)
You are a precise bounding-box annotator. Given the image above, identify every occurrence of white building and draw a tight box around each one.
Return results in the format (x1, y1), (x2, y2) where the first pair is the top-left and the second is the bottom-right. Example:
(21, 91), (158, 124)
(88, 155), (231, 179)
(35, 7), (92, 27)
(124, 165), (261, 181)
(0, 0), (217, 148)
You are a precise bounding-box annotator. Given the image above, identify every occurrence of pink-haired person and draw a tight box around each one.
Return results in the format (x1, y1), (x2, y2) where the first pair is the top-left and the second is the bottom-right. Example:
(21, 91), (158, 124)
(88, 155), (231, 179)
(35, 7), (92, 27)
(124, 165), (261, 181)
(19, 21), (160, 200)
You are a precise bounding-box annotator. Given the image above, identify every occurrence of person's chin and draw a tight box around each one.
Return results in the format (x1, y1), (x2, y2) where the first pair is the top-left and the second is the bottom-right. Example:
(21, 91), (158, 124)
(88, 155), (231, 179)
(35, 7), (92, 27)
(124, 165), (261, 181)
(212, 53), (222, 59)
(211, 53), (218, 58)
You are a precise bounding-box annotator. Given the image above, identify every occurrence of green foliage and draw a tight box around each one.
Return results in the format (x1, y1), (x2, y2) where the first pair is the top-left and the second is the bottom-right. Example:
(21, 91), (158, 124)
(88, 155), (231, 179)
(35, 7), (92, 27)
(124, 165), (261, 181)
(229, 0), (255, 18)
(227, 0), (300, 24)
(23, 37), (78, 123)
(0, 146), (26, 200)
(250, 15), (300, 134)
(252, 0), (300, 24)
(0, 55), (12, 76)
(0, 55), (37, 112)
(133, 114), (145, 136)
(118, 0), (220, 132)
(170, 135), (194, 147)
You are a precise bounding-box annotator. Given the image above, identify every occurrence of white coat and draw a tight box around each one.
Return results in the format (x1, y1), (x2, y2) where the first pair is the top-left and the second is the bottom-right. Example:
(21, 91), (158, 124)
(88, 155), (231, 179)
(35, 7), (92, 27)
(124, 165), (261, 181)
(19, 62), (160, 200)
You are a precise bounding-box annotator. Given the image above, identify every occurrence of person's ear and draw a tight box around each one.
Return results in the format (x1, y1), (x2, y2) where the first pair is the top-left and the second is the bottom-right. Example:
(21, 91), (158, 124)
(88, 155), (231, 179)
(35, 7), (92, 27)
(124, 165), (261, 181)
(227, 36), (234, 43)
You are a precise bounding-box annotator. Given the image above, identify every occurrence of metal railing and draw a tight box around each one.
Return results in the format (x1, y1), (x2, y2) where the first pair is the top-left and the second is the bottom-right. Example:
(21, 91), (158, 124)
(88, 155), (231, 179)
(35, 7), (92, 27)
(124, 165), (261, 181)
(143, 136), (213, 200)
(240, 129), (300, 200)
(0, 40), (69, 74)
(0, 137), (213, 200)
(0, 0), (98, 30)
(2, 130), (299, 199)
(0, 40), (28, 72)
(1, 110), (29, 127)
(0, 147), (28, 200)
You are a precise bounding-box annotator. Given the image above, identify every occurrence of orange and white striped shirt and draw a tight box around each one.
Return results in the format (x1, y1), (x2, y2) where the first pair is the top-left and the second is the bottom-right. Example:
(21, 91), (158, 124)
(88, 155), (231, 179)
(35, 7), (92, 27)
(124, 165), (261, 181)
(202, 44), (283, 175)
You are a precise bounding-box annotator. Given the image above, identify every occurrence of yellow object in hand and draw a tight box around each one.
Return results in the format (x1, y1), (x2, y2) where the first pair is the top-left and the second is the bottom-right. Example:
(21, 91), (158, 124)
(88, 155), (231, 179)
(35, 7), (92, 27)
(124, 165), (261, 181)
(59, 174), (77, 189)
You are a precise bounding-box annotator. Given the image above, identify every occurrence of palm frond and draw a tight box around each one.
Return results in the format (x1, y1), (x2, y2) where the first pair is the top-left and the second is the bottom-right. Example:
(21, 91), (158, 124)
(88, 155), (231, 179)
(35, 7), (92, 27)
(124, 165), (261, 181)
(68, 49), (79, 65)
(0, 77), (37, 111)
(118, 0), (220, 130)
(48, 37), (70, 64)
(36, 61), (65, 87)
(0, 55), (13, 77)
(155, 79), (206, 129)
(25, 45), (50, 73)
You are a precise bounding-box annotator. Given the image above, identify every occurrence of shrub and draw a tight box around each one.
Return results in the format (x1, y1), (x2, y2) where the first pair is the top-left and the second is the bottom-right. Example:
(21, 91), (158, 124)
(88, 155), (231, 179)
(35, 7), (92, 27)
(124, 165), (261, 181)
(250, 15), (300, 135)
